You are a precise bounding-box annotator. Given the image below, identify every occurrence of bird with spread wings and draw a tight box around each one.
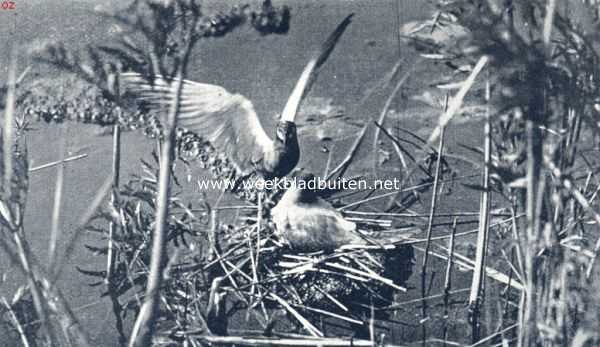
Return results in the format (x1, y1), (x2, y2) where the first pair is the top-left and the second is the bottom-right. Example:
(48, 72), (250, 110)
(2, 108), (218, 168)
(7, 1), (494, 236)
(121, 14), (354, 180)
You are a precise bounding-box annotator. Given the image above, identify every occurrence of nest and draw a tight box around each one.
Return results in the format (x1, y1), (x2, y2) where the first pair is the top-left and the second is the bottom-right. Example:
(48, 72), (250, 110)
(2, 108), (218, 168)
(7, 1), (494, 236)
(212, 218), (415, 323)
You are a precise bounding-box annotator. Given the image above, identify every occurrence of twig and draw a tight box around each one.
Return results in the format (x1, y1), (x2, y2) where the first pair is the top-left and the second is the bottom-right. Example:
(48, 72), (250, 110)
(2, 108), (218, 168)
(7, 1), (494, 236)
(372, 62), (418, 172)
(428, 55), (489, 145)
(28, 153), (88, 173)
(325, 123), (369, 181)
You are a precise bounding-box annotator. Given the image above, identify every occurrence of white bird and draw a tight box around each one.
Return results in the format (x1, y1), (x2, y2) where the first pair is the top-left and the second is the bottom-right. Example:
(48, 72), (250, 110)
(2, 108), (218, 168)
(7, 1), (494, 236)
(121, 14), (354, 180)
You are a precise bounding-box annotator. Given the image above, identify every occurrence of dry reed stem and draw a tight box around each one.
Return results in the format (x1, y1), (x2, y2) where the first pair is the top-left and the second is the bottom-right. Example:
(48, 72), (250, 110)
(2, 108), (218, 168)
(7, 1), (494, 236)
(325, 123), (369, 181)
(48, 123), (67, 271)
(510, 205), (525, 281)
(428, 55), (489, 145)
(3, 47), (16, 196)
(344, 210), (510, 218)
(413, 244), (523, 291)
(1, 296), (30, 347)
(468, 79), (492, 341)
(129, 17), (199, 342)
(0, 239), (92, 345)
(325, 261), (406, 291)
(339, 173), (480, 211)
(106, 72), (126, 344)
(374, 122), (415, 170)
(38, 276), (91, 346)
(253, 192), (263, 297)
(3, 48), (59, 346)
(542, 0), (557, 56)
(357, 59), (402, 109)
(443, 218), (457, 345)
(545, 159), (600, 277)
(28, 153), (88, 173)
(52, 174), (114, 282)
(196, 335), (408, 347)
(269, 293), (323, 337)
(292, 304), (363, 325)
(372, 62), (418, 172)
(381, 288), (470, 311)
(314, 286), (348, 312)
(469, 324), (518, 347)
(323, 142), (335, 177)
(106, 123), (121, 281)
(421, 121), (446, 333)
(422, 121), (446, 269)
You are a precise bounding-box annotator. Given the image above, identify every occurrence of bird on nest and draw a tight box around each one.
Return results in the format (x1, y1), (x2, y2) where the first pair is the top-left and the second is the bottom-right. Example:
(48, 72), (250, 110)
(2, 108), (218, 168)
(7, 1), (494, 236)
(271, 172), (419, 252)
(121, 14), (354, 181)
(120, 14), (417, 252)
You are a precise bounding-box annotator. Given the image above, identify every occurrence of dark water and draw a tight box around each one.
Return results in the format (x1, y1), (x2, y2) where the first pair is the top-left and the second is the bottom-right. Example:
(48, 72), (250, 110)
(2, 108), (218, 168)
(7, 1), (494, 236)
(0, 1), (487, 345)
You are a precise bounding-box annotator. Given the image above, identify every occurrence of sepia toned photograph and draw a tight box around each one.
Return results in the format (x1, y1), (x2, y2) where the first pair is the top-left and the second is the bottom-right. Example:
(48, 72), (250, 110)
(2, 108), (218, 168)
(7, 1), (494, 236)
(0, 0), (598, 346)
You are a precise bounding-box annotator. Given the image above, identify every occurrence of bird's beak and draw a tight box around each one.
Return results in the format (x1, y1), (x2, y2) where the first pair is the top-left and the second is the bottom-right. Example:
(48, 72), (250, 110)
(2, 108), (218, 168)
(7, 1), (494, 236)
(280, 110), (297, 123)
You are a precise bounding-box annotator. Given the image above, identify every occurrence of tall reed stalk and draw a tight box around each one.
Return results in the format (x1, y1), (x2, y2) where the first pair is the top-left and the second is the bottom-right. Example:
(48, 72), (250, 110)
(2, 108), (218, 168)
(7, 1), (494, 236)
(128, 13), (197, 344)
(421, 123), (445, 342)
(468, 79), (492, 342)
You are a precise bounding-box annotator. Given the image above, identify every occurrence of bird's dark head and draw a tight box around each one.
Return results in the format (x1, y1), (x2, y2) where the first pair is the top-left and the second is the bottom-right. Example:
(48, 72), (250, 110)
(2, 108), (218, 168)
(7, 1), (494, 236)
(275, 120), (297, 145)
(288, 170), (319, 202)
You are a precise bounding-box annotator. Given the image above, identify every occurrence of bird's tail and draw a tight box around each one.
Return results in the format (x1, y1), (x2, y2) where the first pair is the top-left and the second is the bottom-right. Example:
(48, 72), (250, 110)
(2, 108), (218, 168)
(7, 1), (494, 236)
(280, 13), (354, 122)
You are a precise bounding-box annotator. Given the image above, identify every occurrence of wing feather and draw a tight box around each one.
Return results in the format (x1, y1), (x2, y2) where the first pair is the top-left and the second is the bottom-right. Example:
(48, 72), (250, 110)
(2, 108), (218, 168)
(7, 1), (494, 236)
(121, 72), (273, 174)
(280, 14), (354, 122)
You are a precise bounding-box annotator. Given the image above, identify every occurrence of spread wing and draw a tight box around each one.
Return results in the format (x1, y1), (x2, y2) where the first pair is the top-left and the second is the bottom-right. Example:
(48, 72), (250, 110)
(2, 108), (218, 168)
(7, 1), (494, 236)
(121, 72), (274, 174)
(280, 14), (354, 122)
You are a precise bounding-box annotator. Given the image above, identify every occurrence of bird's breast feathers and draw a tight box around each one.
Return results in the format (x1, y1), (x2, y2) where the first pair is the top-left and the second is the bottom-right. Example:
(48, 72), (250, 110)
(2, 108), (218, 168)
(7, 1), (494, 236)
(271, 199), (363, 251)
